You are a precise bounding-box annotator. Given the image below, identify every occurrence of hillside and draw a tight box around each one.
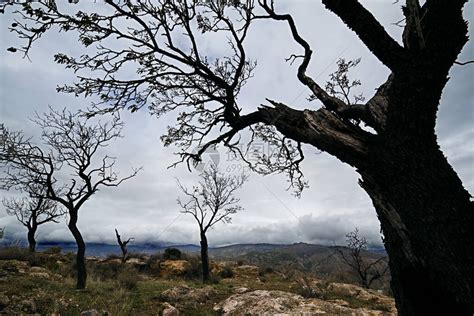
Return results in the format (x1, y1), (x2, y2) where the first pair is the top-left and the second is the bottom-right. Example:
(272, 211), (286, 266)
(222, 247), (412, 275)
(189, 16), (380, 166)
(0, 246), (395, 315)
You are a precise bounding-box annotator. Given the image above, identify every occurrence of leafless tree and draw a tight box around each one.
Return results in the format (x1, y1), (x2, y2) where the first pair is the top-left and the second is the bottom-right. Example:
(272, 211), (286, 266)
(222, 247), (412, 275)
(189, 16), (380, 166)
(177, 164), (247, 282)
(335, 228), (389, 289)
(115, 228), (134, 263)
(0, 108), (140, 289)
(2, 194), (64, 252)
(2, 0), (473, 313)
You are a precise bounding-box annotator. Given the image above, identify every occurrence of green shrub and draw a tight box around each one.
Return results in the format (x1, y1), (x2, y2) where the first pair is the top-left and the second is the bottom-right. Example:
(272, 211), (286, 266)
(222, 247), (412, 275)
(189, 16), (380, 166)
(162, 248), (182, 260)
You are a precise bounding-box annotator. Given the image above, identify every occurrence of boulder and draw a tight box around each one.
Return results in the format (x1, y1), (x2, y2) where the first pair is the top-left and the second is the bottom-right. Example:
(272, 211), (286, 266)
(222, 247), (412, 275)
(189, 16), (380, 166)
(327, 282), (396, 311)
(29, 266), (51, 279)
(213, 289), (396, 315)
(234, 287), (250, 294)
(210, 261), (236, 275)
(160, 285), (216, 303)
(160, 285), (192, 302)
(19, 299), (37, 314)
(0, 260), (29, 274)
(161, 302), (179, 316)
(0, 294), (10, 309)
(214, 290), (303, 314)
(81, 310), (100, 316)
(80, 309), (109, 316)
(159, 260), (191, 277)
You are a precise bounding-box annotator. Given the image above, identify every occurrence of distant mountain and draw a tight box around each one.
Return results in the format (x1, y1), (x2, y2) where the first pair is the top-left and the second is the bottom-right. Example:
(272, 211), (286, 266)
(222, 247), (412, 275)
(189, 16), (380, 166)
(31, 241), (385, 260)
(35, 241), (200, 257)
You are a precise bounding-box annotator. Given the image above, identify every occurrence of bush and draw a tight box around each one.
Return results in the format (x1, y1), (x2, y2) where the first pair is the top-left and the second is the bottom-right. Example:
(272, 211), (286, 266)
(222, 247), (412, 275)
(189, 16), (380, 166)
(143, 254), (161, 276)
(209, 274), (221, 284)
(219, 266), (234, 279)
(259, 266), (274, 277)
(43, 246), (61, 255)
(117, 267), (139, 290)
(127, 252), (148, 260)
(237, 260), (244, 266)
(106, 253), (121, 260)
(162, 248), (182, 260)
(183, 256), (202, 280)
(88, 260), (123, 281)
(0, 247), (32, 261)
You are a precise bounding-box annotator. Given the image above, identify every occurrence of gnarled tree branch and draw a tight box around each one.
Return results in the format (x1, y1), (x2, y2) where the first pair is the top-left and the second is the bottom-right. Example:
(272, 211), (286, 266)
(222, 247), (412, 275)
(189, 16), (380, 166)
(322, 0), (407, 71)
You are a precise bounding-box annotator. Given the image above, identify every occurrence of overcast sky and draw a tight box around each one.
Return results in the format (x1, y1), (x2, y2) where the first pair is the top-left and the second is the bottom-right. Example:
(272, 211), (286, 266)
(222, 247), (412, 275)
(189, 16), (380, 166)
(0, 1), (472, 248)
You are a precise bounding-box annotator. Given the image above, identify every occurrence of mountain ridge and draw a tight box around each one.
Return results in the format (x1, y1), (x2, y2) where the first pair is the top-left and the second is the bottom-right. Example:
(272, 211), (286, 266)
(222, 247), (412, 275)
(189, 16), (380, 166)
(27, 241), (385, 257)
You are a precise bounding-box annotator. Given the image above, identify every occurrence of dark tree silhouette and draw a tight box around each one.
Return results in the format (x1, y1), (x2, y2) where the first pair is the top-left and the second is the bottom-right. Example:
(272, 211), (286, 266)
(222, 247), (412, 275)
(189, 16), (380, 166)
(115, 228), (134, 263)
(0, 108), (139, 289)
(2, 194), (64, 252)
(2, 0), (473, 313)
(177, 164), (247, 283)
(335, 228), (389, 289)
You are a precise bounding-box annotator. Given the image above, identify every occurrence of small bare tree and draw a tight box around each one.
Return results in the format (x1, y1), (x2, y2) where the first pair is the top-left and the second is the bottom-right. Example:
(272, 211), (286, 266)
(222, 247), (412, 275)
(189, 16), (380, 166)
(336, 228), (389, 289)
(3, 194), (64, 252)
(177, 164), (247, 283)
(115, 228), (134, 263)
(0, 108), (140, 289)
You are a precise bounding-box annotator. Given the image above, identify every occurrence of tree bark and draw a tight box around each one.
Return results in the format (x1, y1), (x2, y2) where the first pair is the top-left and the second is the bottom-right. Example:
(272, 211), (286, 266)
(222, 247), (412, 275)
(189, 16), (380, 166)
(200, 231), (210, 283)
(68, 211), (87, 289)
(352, 64), (474, 313)
(27, 225), (37, 253)
(359, 142), (473, 315)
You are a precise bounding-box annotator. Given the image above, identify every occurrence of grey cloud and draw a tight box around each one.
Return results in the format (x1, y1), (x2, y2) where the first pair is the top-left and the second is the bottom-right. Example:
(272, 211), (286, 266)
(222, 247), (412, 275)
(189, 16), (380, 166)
(0, 2), (472, 248)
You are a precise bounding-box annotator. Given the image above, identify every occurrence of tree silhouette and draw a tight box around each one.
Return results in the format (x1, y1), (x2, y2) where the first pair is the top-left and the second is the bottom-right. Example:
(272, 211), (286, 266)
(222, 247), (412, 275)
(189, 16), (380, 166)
(2, 0), (473, 312)
(177, 164), (247, 283)
(2, 194), (64, 252)
(335, 228), (389, 289)
(115, 228), (134, 263)
(0, 108), (139, 289)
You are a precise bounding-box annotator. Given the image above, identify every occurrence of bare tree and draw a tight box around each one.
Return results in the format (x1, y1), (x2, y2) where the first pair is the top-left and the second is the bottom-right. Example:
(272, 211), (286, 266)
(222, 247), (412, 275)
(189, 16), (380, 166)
(177, 164), (247, 282)
(115, 228), (134, 263)
(335, 228), (389, 289)
(2, 0), (474, 312)
(0, 108), (140, 289)
(2, 194), (64, 252)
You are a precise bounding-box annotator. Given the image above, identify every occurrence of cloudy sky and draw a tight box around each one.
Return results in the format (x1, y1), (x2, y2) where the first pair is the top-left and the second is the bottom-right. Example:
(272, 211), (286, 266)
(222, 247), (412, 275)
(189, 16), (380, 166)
(0, 1), (472, 248)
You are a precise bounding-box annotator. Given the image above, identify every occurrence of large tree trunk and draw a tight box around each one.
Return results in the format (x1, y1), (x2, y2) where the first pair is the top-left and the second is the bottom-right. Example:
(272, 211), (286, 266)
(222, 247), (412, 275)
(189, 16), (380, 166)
(361, 155), (473, 313)
(356, 68), (474, 313)
(360, 146), (473, 315)
(200, 231), (210, 283)
(27, 225), (37, 253)
(68, 211), (87, 289)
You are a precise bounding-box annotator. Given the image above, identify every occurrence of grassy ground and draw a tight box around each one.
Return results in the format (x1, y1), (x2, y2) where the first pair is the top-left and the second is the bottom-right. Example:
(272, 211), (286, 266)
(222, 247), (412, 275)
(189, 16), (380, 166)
(0, 247), (393, 315)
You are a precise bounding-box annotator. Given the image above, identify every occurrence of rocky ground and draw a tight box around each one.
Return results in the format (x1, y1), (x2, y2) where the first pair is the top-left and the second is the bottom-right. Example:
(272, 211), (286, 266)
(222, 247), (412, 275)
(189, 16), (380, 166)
(0, 250), (395, 315)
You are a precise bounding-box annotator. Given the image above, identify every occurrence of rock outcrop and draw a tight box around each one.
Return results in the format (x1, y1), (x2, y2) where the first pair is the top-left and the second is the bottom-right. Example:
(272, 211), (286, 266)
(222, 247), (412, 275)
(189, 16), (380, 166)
(214, 288), (396, 315)
(159, 260), (191, 277)
(160, 285), (216, 303)
(161, 302), (179, 316)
